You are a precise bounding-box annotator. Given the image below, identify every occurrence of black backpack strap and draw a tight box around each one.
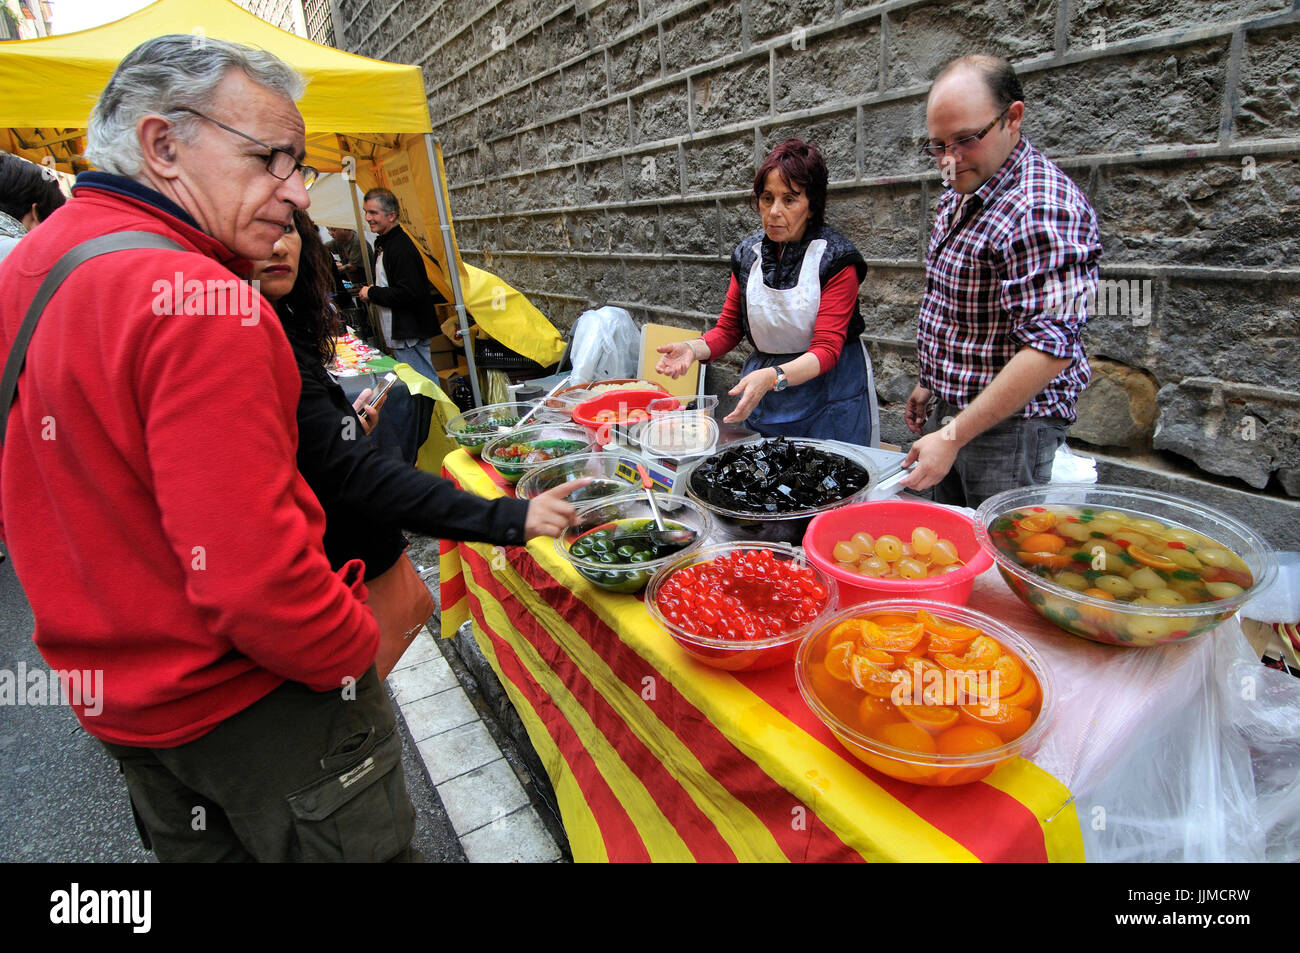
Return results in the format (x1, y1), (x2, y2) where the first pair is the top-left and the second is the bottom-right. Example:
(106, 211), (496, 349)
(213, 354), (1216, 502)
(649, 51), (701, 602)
(0, 231), (185, 447)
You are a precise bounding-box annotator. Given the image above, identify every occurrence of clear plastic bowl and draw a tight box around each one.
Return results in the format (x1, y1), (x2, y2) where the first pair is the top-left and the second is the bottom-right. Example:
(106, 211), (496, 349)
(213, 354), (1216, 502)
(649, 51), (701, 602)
(648, 394), (719, 418)
(445, 402), (566, 458)
(804, 501), (994, 606)
(645, 540), (838, 671)
(515, 451), (644, 502)
(681, 436), (881, 543)
(631, 414), (720, 459)
(795, 600), (1055, 786)
(555, 492), (714, 594)
(480, 423), (595, 484)
(975, 484), (1278, 648)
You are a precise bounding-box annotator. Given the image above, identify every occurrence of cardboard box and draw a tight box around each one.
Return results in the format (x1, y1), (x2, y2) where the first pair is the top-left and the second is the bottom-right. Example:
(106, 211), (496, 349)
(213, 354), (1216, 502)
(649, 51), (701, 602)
(436, 362), (470, 387)
(431, 349), (458, 371)
(429, 333), (457, 354)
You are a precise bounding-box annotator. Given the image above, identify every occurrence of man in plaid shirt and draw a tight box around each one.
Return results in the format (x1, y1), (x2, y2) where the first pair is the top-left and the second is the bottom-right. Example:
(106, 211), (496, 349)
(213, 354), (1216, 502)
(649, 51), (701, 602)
(900, 55), (1101, 507)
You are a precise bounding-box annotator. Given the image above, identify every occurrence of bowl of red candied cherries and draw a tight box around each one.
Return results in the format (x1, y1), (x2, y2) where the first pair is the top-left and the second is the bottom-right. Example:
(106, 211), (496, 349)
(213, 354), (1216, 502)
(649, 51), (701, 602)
(645, 541), (837, 671)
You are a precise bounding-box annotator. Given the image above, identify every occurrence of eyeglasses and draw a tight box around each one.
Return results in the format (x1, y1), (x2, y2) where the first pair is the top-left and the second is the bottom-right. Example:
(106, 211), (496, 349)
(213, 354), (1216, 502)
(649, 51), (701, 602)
(174, 107), (318, 189)
(918, 106), (1011, 158)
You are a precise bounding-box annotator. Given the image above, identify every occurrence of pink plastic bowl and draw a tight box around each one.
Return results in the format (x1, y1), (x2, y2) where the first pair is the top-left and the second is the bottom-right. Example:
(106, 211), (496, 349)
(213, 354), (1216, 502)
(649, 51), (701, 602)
(804, 500), (993, 606)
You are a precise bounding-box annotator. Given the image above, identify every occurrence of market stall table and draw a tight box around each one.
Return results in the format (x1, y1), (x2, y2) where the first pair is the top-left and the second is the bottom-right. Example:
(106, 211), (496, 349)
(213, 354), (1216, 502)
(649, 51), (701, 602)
(437, 448), (1288, 863)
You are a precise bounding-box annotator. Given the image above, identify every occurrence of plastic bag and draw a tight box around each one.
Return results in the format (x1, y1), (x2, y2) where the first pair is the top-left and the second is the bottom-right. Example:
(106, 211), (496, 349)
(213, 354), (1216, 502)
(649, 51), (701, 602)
(1050, 443), (1098, 483)
(965, 570), (1300, 862)
(567, 306), (640, 384)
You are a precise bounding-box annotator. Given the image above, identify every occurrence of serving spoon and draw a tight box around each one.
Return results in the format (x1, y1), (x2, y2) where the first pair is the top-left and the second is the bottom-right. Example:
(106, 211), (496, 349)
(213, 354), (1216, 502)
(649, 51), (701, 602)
(634, 463), (697, 547)
(499, 375), (571, 433)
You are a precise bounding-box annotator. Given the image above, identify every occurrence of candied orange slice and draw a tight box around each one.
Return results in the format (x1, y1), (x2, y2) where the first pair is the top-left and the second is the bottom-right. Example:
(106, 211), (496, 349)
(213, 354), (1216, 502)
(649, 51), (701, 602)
(917, 609), (981, 642)
(1082, 587), (1116, 600)
(851, 653), (909, 698)
(858, 619), (926, 653)
(824, 641), (854, 682)
(1022, 533), (1066, 554)
(862, 647), (899, 669)
(1017, 550), (1073, 570)
(937, 724), (1004, 755)
(825, 619), (864, 652)
(867, 612), (922, 628)
(897, 702), (959, 733)
(1129, 545), (1178, 571)
(934, 634), (1001, 672)
(858, 695), (899, 731)
(985, 655), (1023, 699)
(1002, 668), (1040, 709)
(1017, 511), (1058, 533)
(871, 720), (938, 754)
(959, 701), (1033, 742)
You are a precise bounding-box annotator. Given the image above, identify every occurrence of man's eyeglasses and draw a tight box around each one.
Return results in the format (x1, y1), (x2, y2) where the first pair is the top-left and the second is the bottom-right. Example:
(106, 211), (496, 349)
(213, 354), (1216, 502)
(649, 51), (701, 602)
(918, 106), (1012, 158)
(174, 107), (318, 189)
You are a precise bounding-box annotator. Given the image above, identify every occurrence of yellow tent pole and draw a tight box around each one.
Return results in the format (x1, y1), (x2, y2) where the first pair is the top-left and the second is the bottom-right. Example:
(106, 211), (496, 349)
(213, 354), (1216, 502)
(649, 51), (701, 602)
(425, 133), (482, 407)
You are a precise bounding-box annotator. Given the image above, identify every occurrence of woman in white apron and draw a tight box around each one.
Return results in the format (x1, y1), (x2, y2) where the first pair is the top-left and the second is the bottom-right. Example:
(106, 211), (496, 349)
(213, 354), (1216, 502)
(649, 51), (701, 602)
(656, 139), (872, 445)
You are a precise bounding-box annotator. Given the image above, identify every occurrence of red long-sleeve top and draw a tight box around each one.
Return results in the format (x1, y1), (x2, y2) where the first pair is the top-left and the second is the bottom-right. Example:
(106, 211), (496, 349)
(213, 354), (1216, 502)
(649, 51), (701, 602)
(700, 265), (861, 373)
(0, 180), (380, 747)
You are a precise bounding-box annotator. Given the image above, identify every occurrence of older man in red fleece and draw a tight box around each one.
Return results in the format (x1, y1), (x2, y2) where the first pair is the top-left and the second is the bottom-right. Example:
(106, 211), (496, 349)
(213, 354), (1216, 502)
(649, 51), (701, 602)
(0, 36), (417, 862)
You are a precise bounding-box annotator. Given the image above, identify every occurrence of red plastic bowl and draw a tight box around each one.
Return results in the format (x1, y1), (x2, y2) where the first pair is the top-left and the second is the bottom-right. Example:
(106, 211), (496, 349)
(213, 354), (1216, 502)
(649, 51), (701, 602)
(572, 390), (669, 447)
(804, 501), (992, 606)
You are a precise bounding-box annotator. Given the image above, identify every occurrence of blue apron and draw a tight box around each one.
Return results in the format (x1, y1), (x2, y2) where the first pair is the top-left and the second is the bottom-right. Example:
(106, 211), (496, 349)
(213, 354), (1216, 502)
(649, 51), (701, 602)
(739, 238), (872, 445)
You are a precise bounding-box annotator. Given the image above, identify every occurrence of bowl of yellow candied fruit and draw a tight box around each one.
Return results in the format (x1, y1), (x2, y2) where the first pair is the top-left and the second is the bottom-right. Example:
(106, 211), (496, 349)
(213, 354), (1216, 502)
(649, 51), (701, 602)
(804, 501), (993, 606)
(975, 484), (1277, 647)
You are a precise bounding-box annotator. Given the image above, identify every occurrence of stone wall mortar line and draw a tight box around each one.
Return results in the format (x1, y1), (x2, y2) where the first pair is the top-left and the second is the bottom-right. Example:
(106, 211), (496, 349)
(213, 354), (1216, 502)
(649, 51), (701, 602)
(460, 247), (1300, 282)
(447, 136), (1300, 204)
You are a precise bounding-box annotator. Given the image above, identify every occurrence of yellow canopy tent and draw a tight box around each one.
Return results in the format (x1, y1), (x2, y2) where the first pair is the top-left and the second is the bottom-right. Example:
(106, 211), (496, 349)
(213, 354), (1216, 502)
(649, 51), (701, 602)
(0, 0), (565, 414)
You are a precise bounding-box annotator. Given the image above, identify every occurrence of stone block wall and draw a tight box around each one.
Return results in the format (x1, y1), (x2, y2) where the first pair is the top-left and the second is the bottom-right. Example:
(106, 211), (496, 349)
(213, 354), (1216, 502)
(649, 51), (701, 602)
(337, 0), (1300, 508)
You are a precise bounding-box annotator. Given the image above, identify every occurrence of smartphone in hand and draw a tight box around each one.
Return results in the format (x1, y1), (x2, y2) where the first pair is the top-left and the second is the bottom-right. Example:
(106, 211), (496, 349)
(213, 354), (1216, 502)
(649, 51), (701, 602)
(369, 372), (399, 411)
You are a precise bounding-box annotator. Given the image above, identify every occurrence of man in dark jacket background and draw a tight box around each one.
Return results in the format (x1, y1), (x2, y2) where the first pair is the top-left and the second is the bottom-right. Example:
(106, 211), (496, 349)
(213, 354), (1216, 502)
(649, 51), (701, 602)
(358, 188), (443, 381)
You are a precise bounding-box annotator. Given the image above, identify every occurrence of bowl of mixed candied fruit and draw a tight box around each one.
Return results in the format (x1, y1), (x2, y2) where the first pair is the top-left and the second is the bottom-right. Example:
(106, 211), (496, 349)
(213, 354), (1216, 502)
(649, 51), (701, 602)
(803, 501), (993, 606)
(795, 600), (1053, 785)
(975, 484), (1276, 648)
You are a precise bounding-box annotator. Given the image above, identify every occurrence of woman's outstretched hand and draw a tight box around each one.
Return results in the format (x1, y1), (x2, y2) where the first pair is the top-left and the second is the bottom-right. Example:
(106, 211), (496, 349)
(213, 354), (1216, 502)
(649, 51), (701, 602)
(523, 478), (594, 540)
(655, 341), (696, 379)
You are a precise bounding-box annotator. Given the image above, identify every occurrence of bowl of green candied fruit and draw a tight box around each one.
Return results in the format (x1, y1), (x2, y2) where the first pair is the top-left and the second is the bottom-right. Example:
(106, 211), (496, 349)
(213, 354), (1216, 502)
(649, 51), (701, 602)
(445, 402), (566, 457)
(975, 484), (1276, 648)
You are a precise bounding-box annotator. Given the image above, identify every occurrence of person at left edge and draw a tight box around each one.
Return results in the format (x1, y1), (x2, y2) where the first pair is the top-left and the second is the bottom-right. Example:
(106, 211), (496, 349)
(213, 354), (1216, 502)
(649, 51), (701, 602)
(655, 138), (872, 444)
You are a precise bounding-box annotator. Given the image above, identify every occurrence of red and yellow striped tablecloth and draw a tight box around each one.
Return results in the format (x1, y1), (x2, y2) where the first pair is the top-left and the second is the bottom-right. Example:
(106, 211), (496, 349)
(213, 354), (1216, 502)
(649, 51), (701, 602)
(439, 449), (1085, 862)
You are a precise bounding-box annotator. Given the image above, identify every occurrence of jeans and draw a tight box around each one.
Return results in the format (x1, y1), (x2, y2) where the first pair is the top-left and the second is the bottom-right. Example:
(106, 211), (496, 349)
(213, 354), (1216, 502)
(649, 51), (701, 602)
(928, 400), (1069, 510)
(392, 340), (438, 384)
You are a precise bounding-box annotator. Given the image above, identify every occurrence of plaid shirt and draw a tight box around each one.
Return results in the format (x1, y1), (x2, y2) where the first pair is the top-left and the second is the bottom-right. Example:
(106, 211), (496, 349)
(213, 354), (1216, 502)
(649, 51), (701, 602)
(916, 137), (1101, 420)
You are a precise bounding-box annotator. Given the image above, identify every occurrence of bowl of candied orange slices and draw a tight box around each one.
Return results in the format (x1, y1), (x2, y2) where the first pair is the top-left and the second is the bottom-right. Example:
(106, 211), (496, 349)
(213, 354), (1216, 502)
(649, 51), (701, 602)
(795, 600), (1054, 786)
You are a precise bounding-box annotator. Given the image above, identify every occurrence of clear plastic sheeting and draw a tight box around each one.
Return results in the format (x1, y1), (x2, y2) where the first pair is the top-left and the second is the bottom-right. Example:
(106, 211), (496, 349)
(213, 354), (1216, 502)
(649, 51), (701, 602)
(567, 307), (641, 384)
(966, 571), (1300, 862)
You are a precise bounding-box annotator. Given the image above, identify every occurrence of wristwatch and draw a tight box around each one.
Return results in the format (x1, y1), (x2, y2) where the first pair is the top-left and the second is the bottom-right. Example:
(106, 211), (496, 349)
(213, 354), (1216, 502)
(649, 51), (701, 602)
(773, 367), (789, 392)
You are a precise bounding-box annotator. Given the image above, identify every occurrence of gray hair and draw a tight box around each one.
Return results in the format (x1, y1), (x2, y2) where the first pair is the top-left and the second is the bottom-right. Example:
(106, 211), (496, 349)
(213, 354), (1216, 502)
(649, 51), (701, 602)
(86, 35), (306, 178)
(363, 187), (399, 215)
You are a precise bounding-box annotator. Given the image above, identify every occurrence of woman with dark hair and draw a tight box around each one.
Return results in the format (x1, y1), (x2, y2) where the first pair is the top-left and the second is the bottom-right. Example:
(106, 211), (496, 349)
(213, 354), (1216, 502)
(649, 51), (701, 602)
(656, 138), (872, 444)
(251, 210), (584, 592)
(0, 151), (67, 262)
